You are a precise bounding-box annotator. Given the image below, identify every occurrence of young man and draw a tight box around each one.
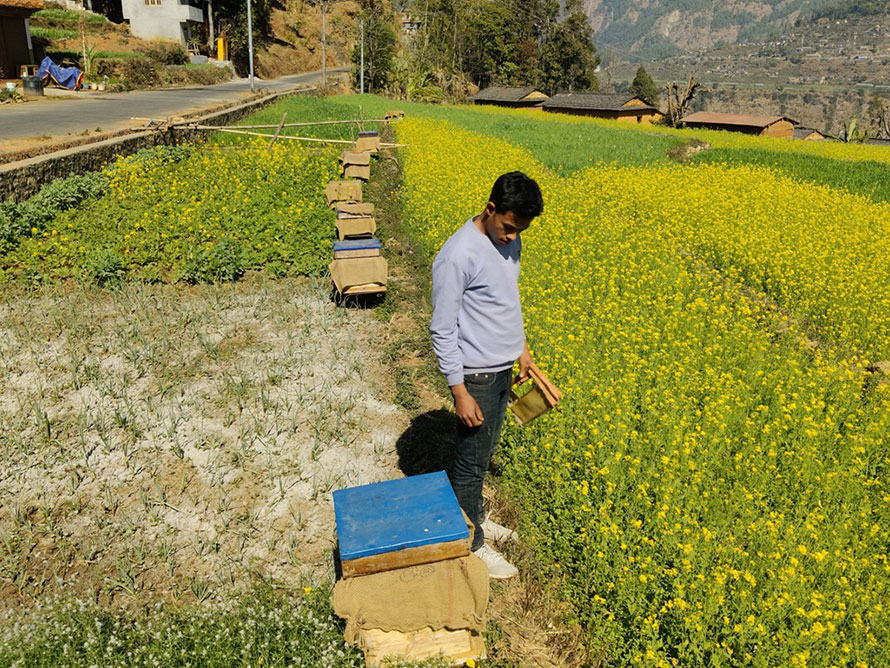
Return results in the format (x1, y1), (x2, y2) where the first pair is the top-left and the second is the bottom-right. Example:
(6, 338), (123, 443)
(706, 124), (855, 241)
(430, 171), (544, 579)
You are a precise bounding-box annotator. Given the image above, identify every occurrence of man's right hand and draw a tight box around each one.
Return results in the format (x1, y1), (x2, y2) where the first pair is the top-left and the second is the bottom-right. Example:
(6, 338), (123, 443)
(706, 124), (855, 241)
(451, 384), (484, 428)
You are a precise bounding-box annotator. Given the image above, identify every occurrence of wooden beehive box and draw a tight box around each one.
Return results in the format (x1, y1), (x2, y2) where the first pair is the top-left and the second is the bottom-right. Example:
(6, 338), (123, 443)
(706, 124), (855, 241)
(337, 202), (375, 217)
(340, 150), (372, 181)
(333, 472), (470, 578)
(359, 627), (484, 667)
(325, 180), (363, 208)
(334, 238), (381, 260)
(335, 216), (376, 241)
(354, 130), (380, 154)
(330, 256), (388, 296)
(509, 363), (563, 426)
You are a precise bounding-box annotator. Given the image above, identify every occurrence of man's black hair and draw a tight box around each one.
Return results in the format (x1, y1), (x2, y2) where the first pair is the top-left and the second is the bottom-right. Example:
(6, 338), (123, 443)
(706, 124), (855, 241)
(489, 171), (544, 219)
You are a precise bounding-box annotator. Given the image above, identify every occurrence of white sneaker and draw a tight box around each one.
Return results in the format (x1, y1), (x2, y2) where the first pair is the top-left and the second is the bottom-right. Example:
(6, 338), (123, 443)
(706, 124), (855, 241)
(472, 543), (519, 579)
(481, 515), (518, 543)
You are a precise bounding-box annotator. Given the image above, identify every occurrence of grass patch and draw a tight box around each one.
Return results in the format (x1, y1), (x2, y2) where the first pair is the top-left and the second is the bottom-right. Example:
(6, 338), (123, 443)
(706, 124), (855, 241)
(694, 147), (890, 204)
(332, 94), (686, 174)
(212, 94), (366, 147)
(0, 587), (366, 668)
(29, 26), (78, 40)
(95, 50), (146, 60)
(32, 8), (107, 22)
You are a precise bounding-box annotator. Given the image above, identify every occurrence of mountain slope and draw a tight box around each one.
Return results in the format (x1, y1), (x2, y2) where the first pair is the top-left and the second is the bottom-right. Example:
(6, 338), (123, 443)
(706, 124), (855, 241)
(586, 0), (832, 59)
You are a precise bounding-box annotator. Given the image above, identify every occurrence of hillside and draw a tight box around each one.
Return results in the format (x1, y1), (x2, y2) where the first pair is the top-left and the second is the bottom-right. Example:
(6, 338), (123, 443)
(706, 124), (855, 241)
(607, 9), (890, 135)
(587, 0), (881, 59)
(256, 0), (360, 79)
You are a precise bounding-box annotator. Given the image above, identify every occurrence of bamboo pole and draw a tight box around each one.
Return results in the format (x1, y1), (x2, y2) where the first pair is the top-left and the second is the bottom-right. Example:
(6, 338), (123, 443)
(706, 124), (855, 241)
(267, 112), (287, 152)
(190, 118), (389, 130)
(194, 126), (407, 147)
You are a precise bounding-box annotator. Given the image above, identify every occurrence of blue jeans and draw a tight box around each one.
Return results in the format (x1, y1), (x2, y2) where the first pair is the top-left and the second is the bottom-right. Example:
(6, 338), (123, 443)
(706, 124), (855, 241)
(448, 369), (512, 551)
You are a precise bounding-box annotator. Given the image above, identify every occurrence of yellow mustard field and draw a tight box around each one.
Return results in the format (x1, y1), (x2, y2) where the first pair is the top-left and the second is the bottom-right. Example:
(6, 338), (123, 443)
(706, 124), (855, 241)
(571, 162), (890, 362)
(397, 117), (890, 667)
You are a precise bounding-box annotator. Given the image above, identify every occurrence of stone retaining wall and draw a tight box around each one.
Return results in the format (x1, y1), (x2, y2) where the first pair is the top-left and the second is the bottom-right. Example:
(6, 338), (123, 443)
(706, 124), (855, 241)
(0, 87), (309, 203)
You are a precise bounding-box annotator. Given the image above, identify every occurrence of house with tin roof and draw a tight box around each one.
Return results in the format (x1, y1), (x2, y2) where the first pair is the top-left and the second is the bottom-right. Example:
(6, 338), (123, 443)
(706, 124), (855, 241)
(793, 126), (827, 141)
(681, 111), (799, 138)
(472, 86), (549, 109)
(542, 93), (664, 124)
(0, 0), (43, 79)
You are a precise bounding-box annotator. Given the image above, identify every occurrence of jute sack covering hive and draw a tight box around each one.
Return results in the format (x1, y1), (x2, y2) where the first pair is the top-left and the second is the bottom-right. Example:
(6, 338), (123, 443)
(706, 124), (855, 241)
(340, 151), (372, 181)
(333, 555), (488, 644)
(330, 256), (387, 296)
(354, 131), (380, 154)
(335, 216), (376, 241)
(325, 180), (363, 208)
(336, 202), (376, 217)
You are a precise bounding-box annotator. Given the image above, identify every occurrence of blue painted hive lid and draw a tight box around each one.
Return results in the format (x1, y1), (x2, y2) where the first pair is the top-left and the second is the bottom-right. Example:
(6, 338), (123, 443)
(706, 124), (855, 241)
(334, 238), (381, 251)
(333, 471), (469, 562)
(358, 130), (379, 137)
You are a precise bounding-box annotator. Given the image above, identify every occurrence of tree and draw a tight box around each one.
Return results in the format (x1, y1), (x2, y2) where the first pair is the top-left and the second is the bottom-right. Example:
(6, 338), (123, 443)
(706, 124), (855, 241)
(665, 76), (704, 127)
(867, 96), (890, 138)
(214, 0), (272, 76)
(539, 0), (599, 94)
(351, 0), (397, 93)
(834, 115), (870, 143)
(630, 66), (660, 106)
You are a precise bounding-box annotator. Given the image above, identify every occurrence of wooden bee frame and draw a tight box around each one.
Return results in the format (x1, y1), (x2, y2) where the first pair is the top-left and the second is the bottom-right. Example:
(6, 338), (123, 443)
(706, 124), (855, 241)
(508, 363), (563, 426)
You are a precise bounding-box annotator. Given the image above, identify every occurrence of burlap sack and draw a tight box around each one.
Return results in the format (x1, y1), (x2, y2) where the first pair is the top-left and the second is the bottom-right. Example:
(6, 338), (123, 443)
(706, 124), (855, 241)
(333, 554), (489, 643)
(333, 510), (488, 643)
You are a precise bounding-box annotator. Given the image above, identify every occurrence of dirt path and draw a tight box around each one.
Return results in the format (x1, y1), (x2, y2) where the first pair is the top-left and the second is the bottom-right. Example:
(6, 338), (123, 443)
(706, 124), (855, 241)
(0, 275), (406, 608)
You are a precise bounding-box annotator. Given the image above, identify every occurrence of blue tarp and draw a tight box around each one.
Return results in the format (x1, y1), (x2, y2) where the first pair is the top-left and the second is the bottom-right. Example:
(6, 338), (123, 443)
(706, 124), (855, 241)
(36, 56), (84, 91)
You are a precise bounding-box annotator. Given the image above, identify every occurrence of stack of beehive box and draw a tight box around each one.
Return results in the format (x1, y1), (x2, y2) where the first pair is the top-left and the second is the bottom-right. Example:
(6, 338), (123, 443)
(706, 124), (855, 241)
(332, 472), (488, 666)
(326, 130), (388, 298)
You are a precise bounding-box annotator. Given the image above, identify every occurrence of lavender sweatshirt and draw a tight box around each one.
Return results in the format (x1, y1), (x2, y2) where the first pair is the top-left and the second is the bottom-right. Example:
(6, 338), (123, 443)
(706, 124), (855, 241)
(430, 217), (525, 387)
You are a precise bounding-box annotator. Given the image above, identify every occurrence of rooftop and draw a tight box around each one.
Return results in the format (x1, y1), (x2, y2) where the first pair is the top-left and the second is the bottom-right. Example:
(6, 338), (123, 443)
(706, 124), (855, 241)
(793, 126), (826, 139)
(542, 93), (658, 112)
(472, 86), (546, 102)
(682, 111), (799, 128)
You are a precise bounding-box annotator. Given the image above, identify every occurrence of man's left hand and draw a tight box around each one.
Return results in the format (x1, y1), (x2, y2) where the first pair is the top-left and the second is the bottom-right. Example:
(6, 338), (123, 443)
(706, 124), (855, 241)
(517, 343), (533, 382)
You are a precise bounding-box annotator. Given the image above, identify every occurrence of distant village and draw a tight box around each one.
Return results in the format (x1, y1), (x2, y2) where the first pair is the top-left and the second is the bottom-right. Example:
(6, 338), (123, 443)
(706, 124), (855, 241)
(469, 86), (890, 144)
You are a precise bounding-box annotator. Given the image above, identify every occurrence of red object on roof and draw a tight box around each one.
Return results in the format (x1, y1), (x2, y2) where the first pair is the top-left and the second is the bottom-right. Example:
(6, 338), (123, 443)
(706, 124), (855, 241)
(681, 111), (799, 128)
(0, 0), (44, 8)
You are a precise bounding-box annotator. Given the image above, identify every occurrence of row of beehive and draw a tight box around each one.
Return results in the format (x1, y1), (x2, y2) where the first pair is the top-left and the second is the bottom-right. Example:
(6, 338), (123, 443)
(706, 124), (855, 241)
(326, 130), (388, 297)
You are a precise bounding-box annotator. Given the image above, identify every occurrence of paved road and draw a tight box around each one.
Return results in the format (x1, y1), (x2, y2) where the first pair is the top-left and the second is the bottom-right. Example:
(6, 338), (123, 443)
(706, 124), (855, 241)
(0, 67), (350, 142)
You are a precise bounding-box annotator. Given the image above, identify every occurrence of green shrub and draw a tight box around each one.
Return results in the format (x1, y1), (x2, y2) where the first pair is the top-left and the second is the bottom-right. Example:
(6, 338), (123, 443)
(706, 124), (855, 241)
(182, 238), (246, 283)
(95, 58), (231, 90)
(136, 42), (188, 66)
(94, 51), (146, 60)
(121, 144), (193, 169)
(85, 248), (126, 286)
(0, 171), (106, 254)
